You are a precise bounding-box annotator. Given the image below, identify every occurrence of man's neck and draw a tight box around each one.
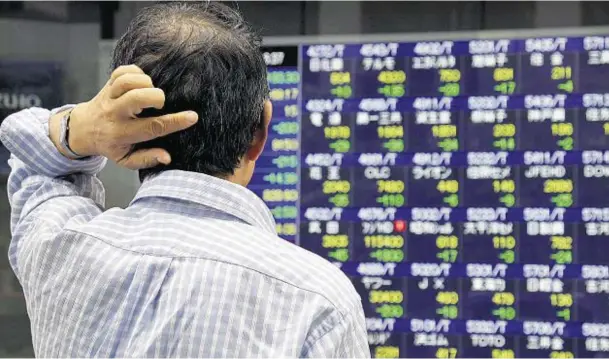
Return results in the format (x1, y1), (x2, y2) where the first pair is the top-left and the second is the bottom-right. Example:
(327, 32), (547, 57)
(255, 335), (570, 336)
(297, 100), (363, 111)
(141, 169), (250, 187)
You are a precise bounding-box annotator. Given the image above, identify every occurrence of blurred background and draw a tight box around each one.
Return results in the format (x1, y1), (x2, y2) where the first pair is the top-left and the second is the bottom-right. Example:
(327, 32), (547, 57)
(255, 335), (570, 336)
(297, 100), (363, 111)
(1, 1), (609, 357)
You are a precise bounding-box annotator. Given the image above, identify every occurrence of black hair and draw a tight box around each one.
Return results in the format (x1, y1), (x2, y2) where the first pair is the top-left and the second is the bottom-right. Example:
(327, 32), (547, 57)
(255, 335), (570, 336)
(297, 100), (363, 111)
(111, 1), (268, 181)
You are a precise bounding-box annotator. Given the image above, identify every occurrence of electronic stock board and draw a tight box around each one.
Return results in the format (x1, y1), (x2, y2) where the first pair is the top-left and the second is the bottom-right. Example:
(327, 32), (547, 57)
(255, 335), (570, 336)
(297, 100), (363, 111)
(253, 28), (609, 358)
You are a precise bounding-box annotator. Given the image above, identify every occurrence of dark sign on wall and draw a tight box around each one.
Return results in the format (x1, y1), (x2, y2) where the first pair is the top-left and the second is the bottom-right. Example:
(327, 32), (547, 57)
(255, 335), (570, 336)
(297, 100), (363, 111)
(0, 61), (62, 173)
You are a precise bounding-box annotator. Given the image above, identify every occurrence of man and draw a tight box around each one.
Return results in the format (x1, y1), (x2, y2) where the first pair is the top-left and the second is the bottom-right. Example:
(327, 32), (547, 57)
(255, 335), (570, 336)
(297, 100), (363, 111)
(0, 2), (369, 358)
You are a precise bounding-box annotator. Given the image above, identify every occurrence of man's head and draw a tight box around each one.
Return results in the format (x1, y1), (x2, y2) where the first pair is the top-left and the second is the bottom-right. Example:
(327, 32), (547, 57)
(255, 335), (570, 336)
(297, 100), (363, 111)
(112, 1), (271, 186)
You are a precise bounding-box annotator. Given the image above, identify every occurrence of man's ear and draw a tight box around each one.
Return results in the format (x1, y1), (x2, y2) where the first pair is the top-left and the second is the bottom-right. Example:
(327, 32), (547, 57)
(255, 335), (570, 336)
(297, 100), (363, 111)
(247, 100), (272, 161)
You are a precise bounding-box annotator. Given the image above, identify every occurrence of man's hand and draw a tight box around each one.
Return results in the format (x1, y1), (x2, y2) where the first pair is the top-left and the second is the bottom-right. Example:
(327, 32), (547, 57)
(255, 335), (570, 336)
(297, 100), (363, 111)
(49, 65), (198, 169)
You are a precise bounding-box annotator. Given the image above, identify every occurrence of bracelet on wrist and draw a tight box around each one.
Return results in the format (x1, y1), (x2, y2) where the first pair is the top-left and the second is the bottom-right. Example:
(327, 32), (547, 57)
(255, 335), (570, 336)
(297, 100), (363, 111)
(58, 109), (85, 159)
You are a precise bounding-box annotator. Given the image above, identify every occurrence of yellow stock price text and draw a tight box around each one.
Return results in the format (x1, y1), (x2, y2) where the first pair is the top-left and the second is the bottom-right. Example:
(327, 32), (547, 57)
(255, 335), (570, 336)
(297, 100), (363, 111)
(492, 349), (515, 358)
(493, 236), (516, 249)
(544, 179), (573, 193)
(493, 124), (516, 137)
(432, 125), (457, 138)
(324, 126), (350, 139)
(283, 104), (298, 118)
(551, 66), (572, 80)
(493, 180), (515, 193)
(271, 138), (298, 151)
(550, 352), (574, 359)
(370, 290), (404, 304)
(378, 70), (406, 84)
(550, 293), (573, 307)
(436, 235), (458, 249)
(262, 189), (298, 202)
(437, 180), (459, 193)
(439, 69), (461, 82)
(330, 72), (351, 85)
(275, 223), (297, 236)
(436, 348), (458, 359)
(551, 123), (573, 136)
(323, 180), (351, 194)
(377, 126), (404, 138)
(492, 292), (515, 305)
(436, 291), (459, 305)
(494, 68), (514, 81)
(269, 88), (299, 101)
(322, 235), (349, 248)
(365, 235), (404, 248)
(550, 236), (572, 250)
(375, 346), (400, 359)
(377, 180), (405, 193)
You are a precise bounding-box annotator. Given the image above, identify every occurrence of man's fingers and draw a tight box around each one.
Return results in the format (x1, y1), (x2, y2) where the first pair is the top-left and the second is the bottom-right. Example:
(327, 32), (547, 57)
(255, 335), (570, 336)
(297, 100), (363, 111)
(109, 65), (145, 85)
(109, 74), (154, 99)
(125, 111), (199, 143)
(121, 111), (199, 144)
(118, 148), (171, 170)
(114, 111), (198, 168)
(115, 88), (166, 115)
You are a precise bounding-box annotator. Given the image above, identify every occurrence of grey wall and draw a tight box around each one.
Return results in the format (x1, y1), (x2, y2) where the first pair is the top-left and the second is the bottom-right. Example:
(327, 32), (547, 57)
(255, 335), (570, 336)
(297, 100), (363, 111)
(0, 19), (100, 102)
(109, 1), (589, 37)
(111, 1), (596, 36)
(0, 19), (137, 210)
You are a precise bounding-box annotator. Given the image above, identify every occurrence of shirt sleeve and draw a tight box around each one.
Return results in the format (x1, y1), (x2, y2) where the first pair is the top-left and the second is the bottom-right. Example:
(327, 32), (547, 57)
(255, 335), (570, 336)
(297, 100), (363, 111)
(301, 303), (371, 358)
(0, 106), (107, 281)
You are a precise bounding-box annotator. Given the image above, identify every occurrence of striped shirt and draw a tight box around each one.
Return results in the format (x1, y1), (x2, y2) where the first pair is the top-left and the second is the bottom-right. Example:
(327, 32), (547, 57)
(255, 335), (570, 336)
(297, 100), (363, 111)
(0, 107), (370, 358)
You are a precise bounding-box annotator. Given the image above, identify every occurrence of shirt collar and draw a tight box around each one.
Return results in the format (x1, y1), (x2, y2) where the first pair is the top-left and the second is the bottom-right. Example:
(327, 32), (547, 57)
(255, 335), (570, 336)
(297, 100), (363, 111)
(131, 170), (277, 234)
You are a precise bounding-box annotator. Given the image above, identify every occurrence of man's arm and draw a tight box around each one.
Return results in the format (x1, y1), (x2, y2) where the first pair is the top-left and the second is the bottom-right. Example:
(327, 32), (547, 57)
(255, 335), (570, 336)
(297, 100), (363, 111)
(0, 106), (107, 281)
(301, 304), (371, 358)
(0, 65), (198, 283)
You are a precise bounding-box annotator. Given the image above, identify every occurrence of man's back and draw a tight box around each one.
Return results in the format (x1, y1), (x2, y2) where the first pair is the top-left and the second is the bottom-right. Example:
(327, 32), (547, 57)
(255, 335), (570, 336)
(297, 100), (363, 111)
(19, 167), (368, 357)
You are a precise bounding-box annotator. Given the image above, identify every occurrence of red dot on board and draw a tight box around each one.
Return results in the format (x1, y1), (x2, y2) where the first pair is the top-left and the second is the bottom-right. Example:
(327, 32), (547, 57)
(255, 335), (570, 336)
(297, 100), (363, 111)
(394, 220), (406, 232)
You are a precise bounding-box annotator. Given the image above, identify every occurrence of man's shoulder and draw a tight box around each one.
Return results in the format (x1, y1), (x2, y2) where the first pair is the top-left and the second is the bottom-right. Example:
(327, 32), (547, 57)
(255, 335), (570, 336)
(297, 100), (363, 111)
(230, 224), (361, 313)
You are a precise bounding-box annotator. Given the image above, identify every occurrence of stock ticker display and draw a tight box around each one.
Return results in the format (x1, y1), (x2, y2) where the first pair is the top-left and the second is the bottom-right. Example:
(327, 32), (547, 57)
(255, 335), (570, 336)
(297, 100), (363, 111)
(255, 34), (609, 358)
